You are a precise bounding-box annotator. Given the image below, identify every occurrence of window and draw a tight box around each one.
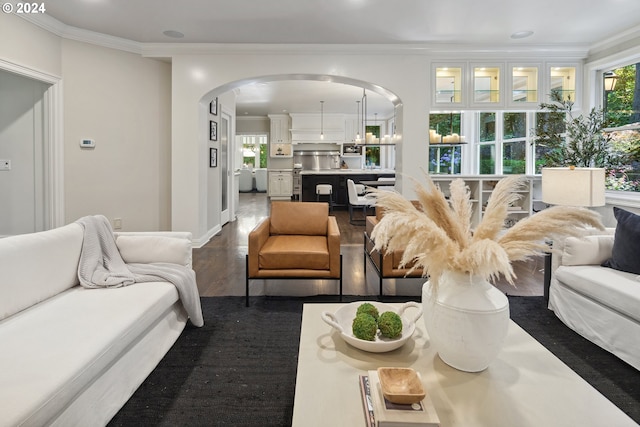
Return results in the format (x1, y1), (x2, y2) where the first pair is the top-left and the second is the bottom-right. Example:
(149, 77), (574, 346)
(479, 144), (496, 174)
(479, 112), (496, 174)
(240, 134), (267, 168)
(429, 113), (462, 143)
(365, 125), (381, 167)
(429, 113), (464, 174)
(477, 112), (533, 174)
(429, 145), (461, 174)
(603, 63), (640, 192)
(502, 112), (527, 174)
(533, 112), (565, 173)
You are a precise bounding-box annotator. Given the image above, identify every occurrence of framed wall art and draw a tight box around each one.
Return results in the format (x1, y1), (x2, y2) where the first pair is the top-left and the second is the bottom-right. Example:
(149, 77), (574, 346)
(210, 97), (218, 115)
(210, 120), (217, 141)
(210, 147), (218, 167)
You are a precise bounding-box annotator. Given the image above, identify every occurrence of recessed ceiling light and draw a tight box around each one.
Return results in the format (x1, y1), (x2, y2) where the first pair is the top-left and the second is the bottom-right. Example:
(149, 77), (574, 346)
(163, 30), (184, 39)
(511, 31), (534, 39)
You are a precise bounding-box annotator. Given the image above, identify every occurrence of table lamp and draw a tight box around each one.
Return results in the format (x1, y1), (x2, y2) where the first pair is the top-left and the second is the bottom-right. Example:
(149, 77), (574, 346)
(541, 167), (606, 207)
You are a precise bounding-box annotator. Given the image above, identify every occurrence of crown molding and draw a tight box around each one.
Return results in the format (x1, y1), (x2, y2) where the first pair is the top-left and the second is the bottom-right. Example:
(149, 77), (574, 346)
(140, 42), (590, 59)
(18, 13), (599, 60)
(18, 14), (143, 55)
(588, 23), (640, 57)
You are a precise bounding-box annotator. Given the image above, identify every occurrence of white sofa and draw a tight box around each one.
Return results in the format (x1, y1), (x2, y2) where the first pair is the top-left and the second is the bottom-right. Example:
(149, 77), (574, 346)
(0, 223), (195, 426)
(548, 227), (640, 370)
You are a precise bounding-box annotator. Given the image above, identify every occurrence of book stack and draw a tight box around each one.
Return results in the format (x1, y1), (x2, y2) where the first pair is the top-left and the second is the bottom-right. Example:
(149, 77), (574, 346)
(359, 370), (440, 427)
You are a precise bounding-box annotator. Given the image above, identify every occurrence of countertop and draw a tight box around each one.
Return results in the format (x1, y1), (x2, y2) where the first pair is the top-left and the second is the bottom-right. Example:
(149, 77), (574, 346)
(299, 169), (395, 175)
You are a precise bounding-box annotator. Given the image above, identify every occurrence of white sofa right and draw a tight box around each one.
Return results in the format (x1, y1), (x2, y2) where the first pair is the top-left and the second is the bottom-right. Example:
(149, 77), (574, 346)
(549, 214), (640, 370)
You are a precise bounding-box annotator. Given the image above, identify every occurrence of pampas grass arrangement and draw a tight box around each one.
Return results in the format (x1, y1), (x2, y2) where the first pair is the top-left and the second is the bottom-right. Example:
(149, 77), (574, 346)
(370, 173), (604, 291)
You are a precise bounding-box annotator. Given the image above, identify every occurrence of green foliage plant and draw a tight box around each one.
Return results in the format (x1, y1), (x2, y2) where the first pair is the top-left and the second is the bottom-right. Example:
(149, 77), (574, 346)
(534, 92), (612, 168)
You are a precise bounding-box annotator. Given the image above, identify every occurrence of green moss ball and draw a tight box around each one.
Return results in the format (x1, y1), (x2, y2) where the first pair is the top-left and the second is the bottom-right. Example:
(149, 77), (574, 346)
(356, 303), (379, 322)
(352, 313), (378, 341)
(378, 311), (403, 339)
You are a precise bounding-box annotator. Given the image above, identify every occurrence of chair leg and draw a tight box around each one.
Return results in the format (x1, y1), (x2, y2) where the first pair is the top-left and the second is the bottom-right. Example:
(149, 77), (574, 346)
(379, 251), (384, 298)
(363, 232), (367, 280)
(339, 254), (343, 301)
(245, 254), (250, 307)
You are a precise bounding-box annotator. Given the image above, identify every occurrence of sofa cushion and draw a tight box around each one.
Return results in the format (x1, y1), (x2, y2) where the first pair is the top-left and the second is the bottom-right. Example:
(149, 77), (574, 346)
(270, 202), (328, 236)
(562, 235), (614, 266)
(0, 282), (179, 426)
(555, 265), (640, 323)
(0, 223), (83, 321)
(259, 235), (329, 270)
(602, 207), (640, 275)
(116, 235), (191, 266)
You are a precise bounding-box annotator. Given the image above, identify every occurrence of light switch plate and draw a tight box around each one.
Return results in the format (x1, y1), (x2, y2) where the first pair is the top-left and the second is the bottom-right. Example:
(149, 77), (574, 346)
(0, 159), (11, 171)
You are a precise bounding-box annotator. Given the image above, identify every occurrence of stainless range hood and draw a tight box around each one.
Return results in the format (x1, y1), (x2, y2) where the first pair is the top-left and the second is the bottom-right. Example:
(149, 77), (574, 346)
(293, 150), (341, 170)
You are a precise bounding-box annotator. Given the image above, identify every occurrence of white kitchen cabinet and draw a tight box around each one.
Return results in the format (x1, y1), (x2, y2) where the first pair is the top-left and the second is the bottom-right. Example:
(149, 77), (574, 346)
(268, 170), (293, 200)
(269, 114), (292, 157)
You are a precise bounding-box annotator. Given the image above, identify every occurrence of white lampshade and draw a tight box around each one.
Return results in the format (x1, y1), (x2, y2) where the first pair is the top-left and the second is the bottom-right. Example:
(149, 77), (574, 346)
(541, 167), (605, 207)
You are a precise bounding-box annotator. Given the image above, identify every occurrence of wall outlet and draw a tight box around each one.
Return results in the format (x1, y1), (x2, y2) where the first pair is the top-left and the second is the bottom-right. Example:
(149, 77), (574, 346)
(0, 160), (11, 171)
(113, 218), (122, 230)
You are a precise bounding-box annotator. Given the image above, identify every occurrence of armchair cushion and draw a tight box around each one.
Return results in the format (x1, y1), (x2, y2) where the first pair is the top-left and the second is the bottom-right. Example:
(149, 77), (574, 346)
(259, 235), (329, 270)
(270, 202), (328, 236)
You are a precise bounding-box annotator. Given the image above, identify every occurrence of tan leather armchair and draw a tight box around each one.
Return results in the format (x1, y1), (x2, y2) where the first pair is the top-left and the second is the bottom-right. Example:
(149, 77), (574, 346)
(364, 203), (424, 296)
(246, 201), (342, 306)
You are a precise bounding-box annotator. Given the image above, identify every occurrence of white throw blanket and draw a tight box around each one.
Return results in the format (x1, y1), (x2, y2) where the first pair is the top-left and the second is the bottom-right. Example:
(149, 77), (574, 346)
(75, 215), (204, 327)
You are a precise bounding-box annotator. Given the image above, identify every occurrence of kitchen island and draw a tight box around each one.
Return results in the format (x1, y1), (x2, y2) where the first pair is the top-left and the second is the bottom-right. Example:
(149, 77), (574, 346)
(300, 169), (394, 207)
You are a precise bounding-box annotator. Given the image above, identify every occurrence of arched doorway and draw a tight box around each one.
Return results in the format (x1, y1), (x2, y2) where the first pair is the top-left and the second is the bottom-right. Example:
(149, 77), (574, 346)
(199, 74), (402, 237)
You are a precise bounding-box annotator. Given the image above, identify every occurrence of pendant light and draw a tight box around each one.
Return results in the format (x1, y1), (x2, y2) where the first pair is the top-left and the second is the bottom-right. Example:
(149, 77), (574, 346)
(320, 101), (325, 140)
(355, 100), (361, 144)
(361, 89), (368, 144)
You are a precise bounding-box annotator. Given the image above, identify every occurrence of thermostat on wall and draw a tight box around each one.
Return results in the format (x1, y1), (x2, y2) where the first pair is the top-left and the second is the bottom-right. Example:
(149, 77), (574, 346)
(80, 139), (95, 148)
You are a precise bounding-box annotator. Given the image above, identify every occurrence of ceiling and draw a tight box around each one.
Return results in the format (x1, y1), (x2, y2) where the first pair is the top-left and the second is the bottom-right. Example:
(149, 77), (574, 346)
(38, 0), (640, 116)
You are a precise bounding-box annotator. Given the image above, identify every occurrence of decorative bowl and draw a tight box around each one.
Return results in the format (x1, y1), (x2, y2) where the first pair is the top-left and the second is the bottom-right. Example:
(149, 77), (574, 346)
(377, 367), (425, 404)
(321, 301), (422, 353)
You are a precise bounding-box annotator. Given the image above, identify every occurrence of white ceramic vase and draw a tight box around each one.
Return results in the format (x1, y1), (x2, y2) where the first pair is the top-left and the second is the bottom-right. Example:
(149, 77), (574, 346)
(422, 270), (509, 372)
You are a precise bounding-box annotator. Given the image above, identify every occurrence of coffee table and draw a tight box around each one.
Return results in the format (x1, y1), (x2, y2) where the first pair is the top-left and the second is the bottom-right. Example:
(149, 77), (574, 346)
(292, 303), (637, 427)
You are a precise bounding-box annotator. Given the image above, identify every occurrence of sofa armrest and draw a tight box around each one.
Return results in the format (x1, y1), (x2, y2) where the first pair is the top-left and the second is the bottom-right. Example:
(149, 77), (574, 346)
(327, 217), (341, 276)
(115, 232), (193, 268)
(248, 218), (271, 277)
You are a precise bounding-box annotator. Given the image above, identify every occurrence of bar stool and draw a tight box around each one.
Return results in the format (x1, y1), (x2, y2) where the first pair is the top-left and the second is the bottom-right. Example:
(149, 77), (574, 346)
(316, 184), (334, 211)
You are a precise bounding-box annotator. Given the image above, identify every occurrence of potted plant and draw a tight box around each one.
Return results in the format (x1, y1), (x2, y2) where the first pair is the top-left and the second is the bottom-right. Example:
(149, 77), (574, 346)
(370, 173), (603, 372)
(534, 92), (612, 169)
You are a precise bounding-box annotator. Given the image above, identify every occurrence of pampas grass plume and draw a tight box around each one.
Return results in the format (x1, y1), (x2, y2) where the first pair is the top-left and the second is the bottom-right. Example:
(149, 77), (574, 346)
(371, 174), (604, 289)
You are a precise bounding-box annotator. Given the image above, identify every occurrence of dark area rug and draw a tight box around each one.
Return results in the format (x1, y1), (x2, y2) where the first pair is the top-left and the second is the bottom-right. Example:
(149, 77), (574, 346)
(108, 296), (640, 426)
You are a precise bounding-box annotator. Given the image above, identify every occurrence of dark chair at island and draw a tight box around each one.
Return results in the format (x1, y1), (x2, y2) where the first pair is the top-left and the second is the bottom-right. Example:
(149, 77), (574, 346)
(246, 201), (342, 306)
(364, 203), (425, 296)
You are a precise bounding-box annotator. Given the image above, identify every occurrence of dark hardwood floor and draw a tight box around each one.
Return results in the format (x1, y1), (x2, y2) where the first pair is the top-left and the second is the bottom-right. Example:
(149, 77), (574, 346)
(194, 192), (544, 298)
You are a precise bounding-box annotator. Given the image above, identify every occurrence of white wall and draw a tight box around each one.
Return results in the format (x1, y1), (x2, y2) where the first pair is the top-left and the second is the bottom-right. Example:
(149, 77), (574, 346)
(1, 14), (172, 233)
(0, 14), (61, 77)
(0, 70), (49, 235)
(61, 39), (172, 231)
